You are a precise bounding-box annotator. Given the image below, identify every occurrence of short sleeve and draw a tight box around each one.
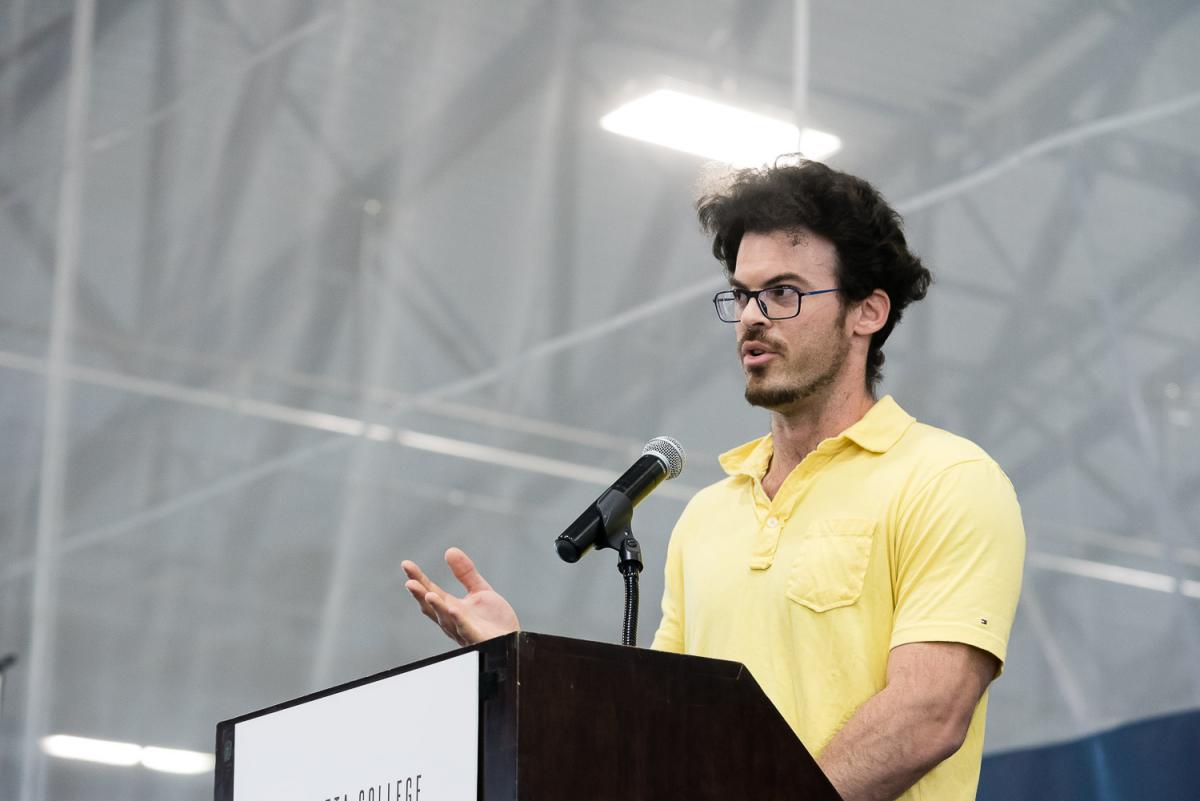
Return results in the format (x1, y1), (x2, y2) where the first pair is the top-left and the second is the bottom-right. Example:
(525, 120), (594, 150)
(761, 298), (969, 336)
(650, 519), (686, 654)
(889, 459), (1026, 667)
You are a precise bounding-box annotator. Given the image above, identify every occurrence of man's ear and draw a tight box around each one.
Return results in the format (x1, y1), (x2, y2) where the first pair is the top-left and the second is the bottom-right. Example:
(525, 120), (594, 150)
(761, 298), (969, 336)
(852, 289), (890, 336)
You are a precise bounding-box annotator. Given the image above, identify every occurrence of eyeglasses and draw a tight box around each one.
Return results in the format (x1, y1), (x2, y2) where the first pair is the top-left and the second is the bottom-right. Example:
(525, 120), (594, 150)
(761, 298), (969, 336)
(712, 286), (840, 323)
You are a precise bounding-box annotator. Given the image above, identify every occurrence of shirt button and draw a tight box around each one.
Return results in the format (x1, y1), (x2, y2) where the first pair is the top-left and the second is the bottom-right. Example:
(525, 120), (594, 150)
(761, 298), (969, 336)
(766, 517), (779, 527)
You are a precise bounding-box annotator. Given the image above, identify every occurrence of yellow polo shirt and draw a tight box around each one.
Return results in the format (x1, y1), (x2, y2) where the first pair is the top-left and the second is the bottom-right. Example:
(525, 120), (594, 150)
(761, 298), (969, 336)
(651, 396), (1025, 801)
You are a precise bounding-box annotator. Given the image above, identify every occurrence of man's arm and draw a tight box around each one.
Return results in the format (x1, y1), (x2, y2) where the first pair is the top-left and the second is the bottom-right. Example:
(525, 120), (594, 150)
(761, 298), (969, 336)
(816, 641), (997, 801)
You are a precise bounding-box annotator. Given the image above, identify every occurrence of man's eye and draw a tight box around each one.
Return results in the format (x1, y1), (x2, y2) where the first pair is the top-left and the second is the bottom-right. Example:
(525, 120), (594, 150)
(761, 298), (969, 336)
(763, 287), (791, 301)
(731, 290), (751, 303)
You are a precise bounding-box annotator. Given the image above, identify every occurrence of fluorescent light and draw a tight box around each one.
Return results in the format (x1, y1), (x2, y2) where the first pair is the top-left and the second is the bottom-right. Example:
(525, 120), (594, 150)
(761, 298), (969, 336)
(141, 746), (216, 775)
(600, 89), (841, 166)
(798, 128), (843, 161)
(41, 735), (214, 775)
(41, 735), (142, 766)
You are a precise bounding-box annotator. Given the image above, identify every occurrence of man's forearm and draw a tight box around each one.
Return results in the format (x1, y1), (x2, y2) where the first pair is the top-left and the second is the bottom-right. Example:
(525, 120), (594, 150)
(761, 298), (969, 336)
(815, 685), (965, 801)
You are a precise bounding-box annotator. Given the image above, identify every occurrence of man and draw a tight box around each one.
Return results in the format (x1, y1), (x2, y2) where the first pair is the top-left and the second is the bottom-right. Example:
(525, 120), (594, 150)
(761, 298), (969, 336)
(403, 159), (1025, 801)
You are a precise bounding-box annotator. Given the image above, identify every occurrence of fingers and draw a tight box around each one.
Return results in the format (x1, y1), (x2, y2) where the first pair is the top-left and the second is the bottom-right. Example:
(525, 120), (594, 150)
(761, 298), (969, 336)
(403, 578), (439, 624)
(402, 553), (487, 646)
(401, 560), (447, 598)
(445, 547), (493, 594)
(401, 560), (450, 624)
(424, 592), (471, 646)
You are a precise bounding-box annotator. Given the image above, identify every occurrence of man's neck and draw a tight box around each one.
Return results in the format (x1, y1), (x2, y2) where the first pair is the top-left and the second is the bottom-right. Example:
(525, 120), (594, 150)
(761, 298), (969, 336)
(761, 386), (877, 499)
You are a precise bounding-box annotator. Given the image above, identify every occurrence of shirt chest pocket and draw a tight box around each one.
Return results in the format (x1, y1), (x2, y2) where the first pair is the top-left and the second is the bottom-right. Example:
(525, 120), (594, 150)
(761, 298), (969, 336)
(786, 518), (878, 613)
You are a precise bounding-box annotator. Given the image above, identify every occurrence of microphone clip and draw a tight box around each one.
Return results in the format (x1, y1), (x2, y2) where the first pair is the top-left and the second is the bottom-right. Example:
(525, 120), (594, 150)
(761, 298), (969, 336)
(592, 489), (643, 575)
(553, 489), (643, 574)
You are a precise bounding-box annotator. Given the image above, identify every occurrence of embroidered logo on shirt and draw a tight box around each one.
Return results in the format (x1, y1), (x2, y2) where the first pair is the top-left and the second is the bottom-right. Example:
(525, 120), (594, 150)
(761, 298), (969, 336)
(980, 618), (989, 625)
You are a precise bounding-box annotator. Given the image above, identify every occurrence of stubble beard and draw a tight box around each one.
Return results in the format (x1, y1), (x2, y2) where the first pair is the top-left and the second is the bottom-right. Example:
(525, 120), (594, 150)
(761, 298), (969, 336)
(743, 335), (850, 411)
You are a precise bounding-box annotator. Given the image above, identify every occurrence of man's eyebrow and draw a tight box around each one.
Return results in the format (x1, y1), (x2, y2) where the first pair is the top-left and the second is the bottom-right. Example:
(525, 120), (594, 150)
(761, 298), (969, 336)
(728, 272), (808, 289)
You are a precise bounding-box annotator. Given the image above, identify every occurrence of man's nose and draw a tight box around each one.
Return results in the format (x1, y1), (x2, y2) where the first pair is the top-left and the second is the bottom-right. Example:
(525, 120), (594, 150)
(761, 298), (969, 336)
(739, 296), (770, 326)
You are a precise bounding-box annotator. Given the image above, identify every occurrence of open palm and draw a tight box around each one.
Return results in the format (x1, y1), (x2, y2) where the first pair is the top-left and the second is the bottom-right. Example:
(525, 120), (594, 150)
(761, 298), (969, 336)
(402, 548), (520, 646)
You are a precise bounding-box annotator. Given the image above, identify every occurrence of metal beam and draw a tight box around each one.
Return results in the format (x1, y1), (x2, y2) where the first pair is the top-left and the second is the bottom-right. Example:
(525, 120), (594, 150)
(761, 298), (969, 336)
(309, 207), (391, 689)
(0, 176), (140, 373)
(0, 2), (345, 218)
(952, 162), (1094, 442)
(400, 1), (581, 202)
(0, 0), (138, 207)
(967, 219), (1200, 479)
(167, 4), (310, 311)
(944, 10), (1179, 439)
(1000, 392), (1144, 525)
(1005, 341), (1200, 493)
(859, 1), (1193, 209)
(20, 4), (94, 800)
(116, 0), (569, 379)
(1094, 131), (1200, 210)
(213, 0), (357, 183)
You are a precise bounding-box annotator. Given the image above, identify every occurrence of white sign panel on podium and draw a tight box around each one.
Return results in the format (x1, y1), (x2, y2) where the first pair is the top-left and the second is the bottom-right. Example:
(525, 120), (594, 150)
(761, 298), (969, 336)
(229, 650), (479, 801)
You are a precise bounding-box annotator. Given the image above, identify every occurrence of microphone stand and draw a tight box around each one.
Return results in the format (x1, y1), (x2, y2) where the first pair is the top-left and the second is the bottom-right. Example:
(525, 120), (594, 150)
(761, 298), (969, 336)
(555, 440), (684, 645)
(615, 528), (643, 647)
(555, 491), (644, 646)
(0, 653), (15, 719)
(592, 497), (644, 647)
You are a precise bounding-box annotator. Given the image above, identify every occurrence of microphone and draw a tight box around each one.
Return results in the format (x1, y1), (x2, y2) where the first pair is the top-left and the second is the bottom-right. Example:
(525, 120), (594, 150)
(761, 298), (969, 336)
(555, 436), (685, 564)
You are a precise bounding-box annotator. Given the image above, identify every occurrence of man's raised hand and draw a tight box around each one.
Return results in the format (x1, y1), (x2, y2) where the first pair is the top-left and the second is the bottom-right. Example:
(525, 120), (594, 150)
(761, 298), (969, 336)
(401, 547), (520, 646)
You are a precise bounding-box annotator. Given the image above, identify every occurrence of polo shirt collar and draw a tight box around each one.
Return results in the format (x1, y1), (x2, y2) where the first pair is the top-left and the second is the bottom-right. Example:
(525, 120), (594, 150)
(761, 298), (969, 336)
(842, 395), (915, 453)
(718, 434), (774, 480)
(718, 395), (915, 477)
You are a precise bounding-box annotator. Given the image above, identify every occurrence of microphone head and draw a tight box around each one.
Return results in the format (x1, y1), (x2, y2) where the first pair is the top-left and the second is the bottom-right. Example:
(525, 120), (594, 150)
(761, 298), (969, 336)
(642, 436), (685, 480)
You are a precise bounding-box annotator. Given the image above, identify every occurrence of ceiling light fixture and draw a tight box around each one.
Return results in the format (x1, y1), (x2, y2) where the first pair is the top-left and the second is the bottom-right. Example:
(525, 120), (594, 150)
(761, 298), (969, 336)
(140, 746), (217, 775)
(41, 735), (142, 767)
(41, 735), (215, 775)
(600, 89), (841, 166)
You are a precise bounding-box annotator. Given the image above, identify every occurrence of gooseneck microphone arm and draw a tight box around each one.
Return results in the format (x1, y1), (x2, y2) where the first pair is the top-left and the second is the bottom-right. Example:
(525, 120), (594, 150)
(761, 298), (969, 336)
(554, 437), (685, 646)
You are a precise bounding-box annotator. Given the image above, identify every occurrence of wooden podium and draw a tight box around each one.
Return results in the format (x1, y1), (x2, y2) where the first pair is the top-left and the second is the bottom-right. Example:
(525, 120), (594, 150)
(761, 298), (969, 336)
(215, 632), (841, 800)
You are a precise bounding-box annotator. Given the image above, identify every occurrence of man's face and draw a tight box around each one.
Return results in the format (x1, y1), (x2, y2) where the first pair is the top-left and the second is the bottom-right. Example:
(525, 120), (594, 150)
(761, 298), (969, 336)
(732, 230), (850, 411)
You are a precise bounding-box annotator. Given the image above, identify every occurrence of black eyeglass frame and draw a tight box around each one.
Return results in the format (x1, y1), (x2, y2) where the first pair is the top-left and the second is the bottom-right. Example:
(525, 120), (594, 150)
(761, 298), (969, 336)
(711, 286), (841, 323)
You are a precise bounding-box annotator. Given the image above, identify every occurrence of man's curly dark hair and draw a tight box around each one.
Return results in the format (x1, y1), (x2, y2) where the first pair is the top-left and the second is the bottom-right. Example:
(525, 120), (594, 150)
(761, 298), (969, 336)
(696, 157), (931, 394)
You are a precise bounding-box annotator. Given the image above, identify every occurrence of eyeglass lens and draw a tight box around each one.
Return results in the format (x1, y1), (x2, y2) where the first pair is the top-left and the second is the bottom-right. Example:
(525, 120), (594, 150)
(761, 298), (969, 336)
(715, 287), (800, 321)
